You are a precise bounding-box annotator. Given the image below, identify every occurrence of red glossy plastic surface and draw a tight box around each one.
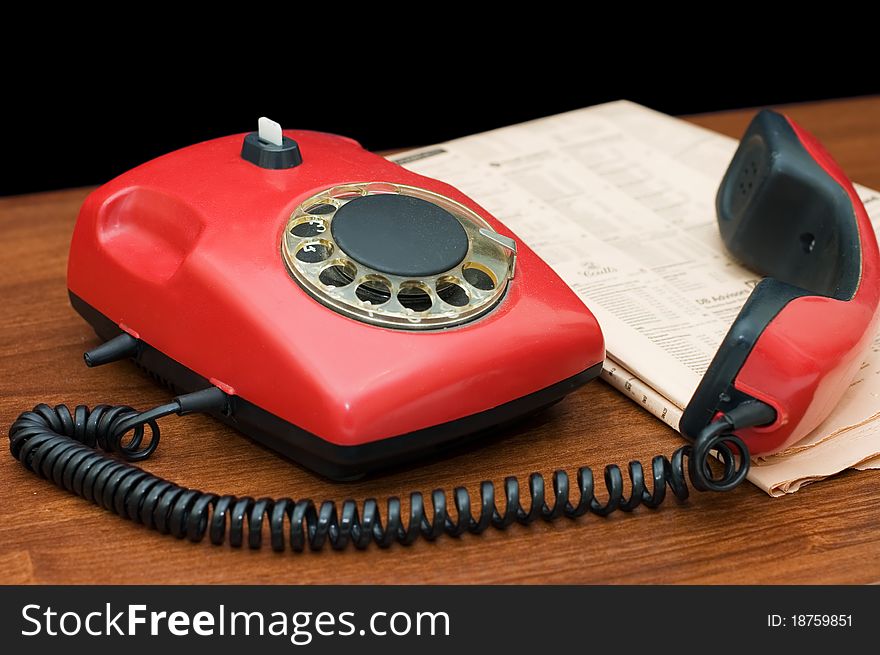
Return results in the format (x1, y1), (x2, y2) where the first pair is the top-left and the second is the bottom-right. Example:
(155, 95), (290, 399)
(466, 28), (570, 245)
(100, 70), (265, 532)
(733, 117), (880, 454)
(67, 131), (604, 446)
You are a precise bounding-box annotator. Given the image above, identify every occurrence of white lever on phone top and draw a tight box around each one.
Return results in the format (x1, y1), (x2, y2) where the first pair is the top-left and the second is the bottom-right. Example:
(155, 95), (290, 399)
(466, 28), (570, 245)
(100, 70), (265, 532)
(257, 117), (283, 146)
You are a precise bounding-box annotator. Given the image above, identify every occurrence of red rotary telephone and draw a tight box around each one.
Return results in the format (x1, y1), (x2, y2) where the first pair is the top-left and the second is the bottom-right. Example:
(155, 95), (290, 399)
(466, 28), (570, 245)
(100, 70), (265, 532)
(9, 110), (878, 551)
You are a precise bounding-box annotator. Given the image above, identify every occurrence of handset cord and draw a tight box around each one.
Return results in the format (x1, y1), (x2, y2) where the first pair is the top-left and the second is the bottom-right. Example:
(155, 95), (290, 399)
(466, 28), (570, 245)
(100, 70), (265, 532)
(7, 386), (775, 552)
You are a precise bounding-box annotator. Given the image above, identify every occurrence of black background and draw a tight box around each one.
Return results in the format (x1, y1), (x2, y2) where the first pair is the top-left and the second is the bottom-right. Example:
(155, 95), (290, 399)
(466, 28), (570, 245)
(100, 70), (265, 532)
(2, 32), (877, 196)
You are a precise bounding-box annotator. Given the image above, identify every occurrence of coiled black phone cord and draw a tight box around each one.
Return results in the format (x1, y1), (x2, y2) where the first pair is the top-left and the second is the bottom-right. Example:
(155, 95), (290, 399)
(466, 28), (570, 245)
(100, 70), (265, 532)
(7, 390), (773, 552)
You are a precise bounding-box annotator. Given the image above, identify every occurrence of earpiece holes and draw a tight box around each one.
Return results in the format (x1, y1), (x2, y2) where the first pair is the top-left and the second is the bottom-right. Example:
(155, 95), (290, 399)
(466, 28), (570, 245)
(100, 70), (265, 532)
(295, 239), (333, 263)
(463, 263), (497, 291)
(800, 232), (816, 254)
(355, 276), (392, 305)
(397, 281), (433, 312)
(319, 259), (357, 287)
(738, 159), (760, 196)
(436, 276), (469, 307)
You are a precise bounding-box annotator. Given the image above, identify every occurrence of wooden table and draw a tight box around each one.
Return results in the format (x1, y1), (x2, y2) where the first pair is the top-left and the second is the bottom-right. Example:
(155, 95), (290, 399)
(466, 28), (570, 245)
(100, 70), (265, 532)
(2, 97), (878, 584)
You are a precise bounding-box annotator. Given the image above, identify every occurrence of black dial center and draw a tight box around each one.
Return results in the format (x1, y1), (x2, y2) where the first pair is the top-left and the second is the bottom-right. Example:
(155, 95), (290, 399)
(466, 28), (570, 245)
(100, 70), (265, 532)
(330, 194), (469, 277)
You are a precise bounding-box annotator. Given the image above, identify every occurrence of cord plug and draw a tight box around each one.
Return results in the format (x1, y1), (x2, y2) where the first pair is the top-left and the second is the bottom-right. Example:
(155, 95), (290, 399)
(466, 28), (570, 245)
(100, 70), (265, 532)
(719, 399), (777, 431)
(174, 386), (229, 416)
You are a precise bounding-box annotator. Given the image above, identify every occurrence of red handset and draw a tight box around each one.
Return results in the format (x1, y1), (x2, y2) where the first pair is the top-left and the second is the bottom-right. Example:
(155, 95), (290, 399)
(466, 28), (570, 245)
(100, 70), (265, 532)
(681, 111), (880, 456)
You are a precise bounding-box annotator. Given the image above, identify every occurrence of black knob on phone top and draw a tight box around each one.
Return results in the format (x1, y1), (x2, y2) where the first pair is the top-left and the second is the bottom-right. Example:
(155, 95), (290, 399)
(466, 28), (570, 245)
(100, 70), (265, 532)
(241, 117), (303, 169)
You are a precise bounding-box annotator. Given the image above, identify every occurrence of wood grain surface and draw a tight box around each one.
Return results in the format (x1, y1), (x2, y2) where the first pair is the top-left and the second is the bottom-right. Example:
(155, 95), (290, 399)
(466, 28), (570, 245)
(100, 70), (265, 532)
(1, 97), (879, 584)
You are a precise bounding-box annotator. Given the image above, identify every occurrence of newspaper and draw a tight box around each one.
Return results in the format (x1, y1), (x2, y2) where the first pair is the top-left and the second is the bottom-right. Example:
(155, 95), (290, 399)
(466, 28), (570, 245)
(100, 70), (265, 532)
(393, 100), (880, 496)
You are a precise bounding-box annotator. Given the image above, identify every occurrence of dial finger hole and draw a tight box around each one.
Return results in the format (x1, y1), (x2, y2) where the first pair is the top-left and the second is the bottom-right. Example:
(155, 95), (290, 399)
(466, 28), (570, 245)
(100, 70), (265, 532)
(365, 182), (400, 195)
(462, 262), (497, 291)
(319, 259), (357, 287)
(397, 281), (433, 312)
(290, 217), (328, 237)
(295, 239), (333, 263)
(305, 202), (336, 215)
(355, 275), (392, 305)
(330, 185), (365, 199)
(436, 276), (469, 307)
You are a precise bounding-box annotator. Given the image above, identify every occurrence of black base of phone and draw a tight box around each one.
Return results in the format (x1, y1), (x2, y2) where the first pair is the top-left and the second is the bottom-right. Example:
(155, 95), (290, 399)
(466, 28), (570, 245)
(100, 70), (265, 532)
(69, 292), (602, 481)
